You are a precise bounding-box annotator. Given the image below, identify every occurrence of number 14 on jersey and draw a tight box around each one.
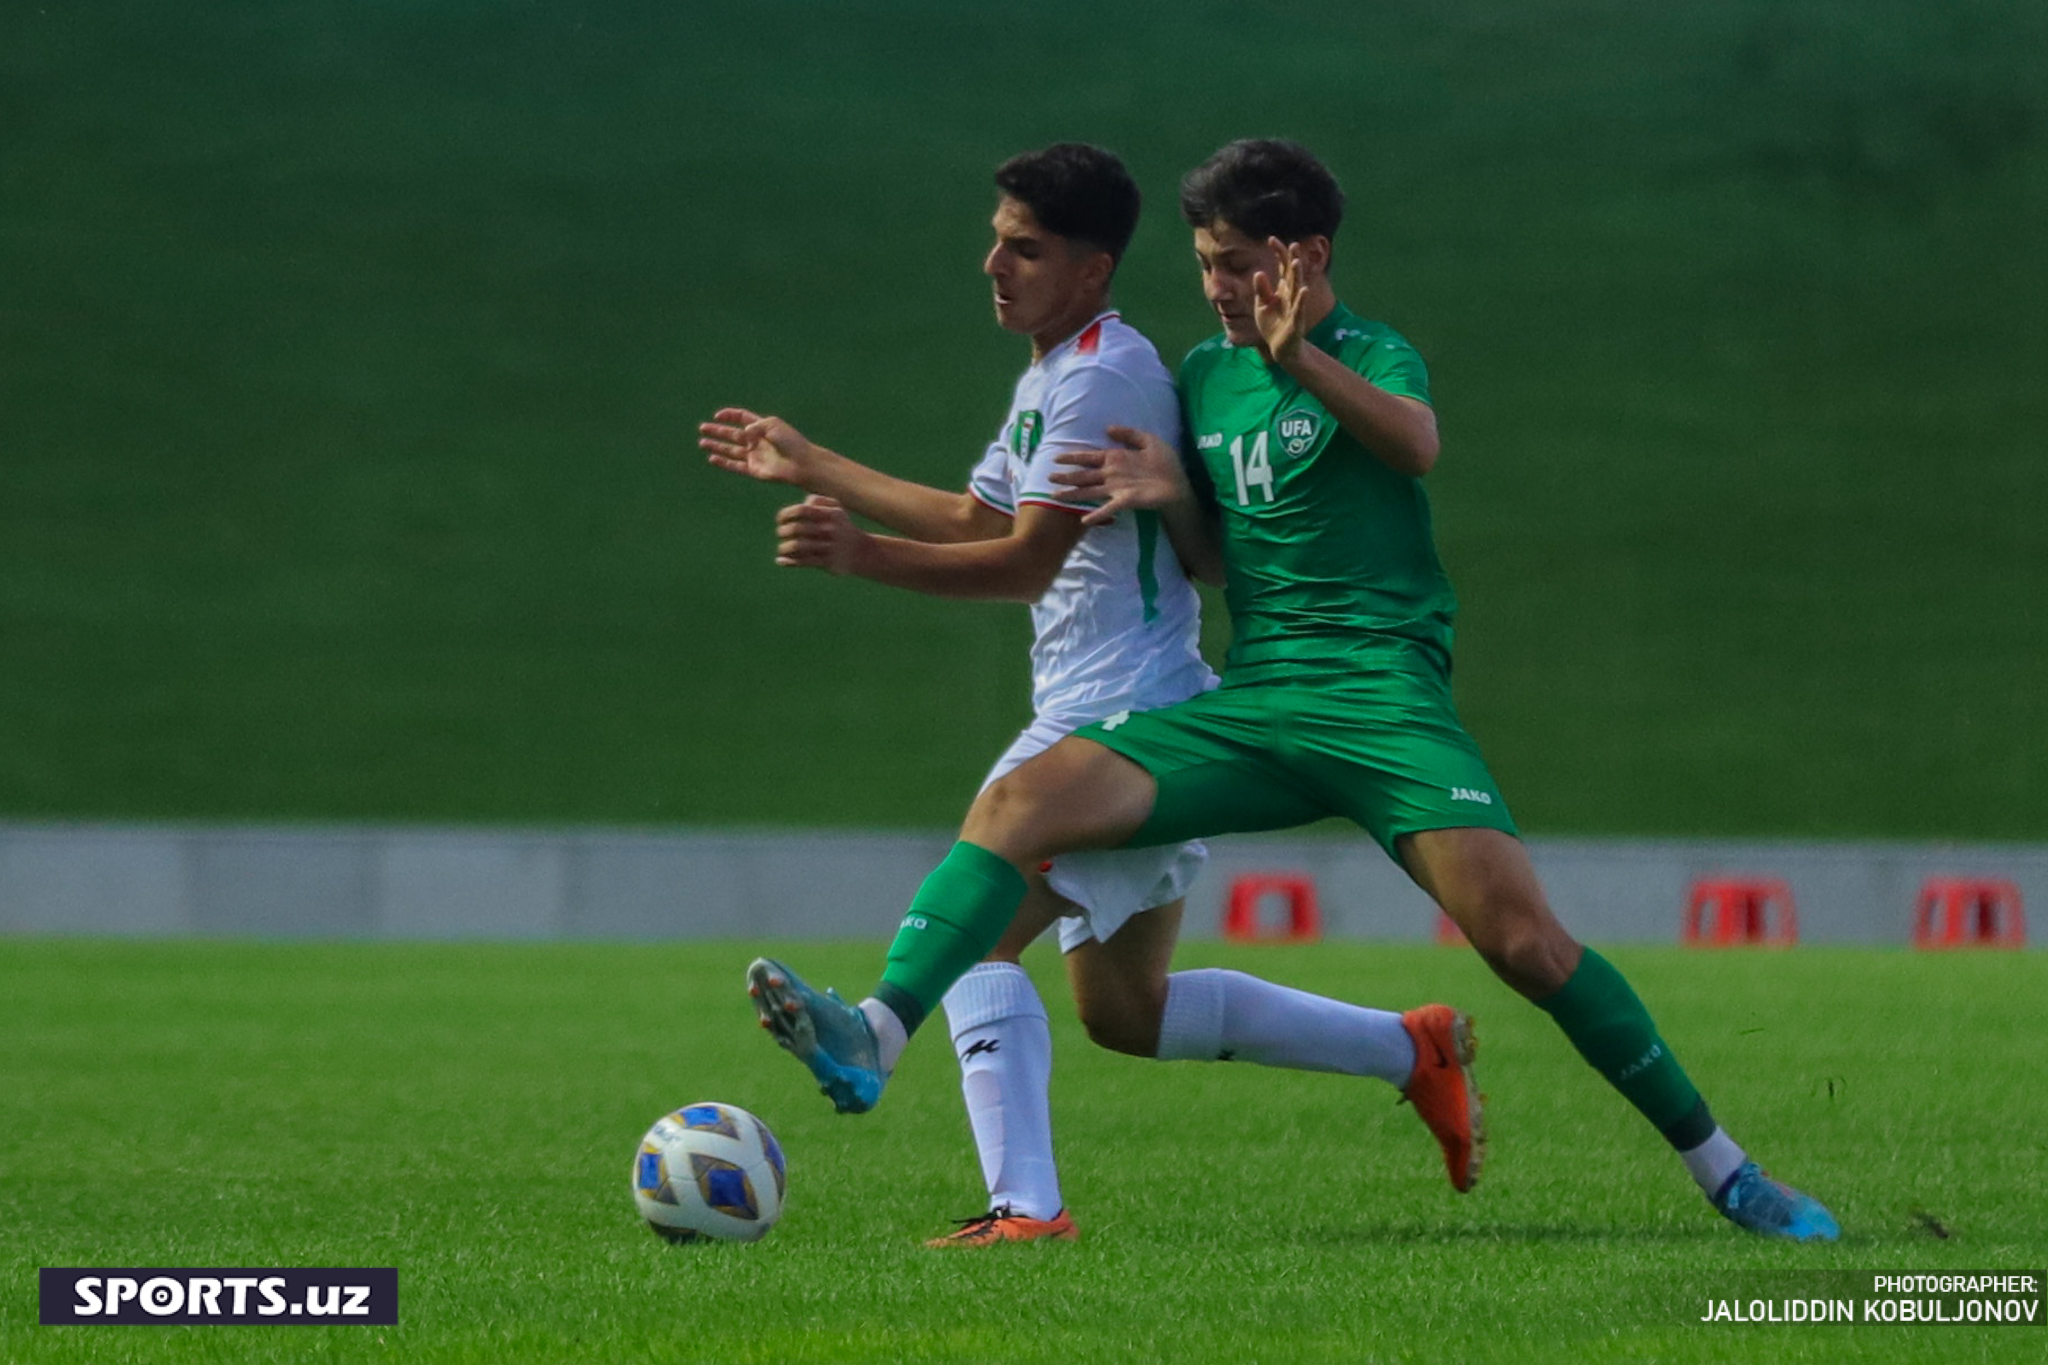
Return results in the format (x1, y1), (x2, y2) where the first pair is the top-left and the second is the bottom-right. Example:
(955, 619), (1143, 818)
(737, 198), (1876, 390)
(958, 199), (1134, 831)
(1224, 432), (1274, 506)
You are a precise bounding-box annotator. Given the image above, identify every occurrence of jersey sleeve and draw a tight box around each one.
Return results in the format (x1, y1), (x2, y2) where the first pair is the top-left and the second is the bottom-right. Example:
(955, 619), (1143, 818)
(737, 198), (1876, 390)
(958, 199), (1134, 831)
(1357, 329), (1432, 406)
(1013, 364), (1183, 512)
(966, 442), (1015, 516)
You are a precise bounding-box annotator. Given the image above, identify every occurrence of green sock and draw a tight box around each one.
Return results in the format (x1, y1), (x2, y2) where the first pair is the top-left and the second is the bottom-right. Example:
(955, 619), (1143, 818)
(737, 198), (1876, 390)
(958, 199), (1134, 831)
(1534, 947), (1717, 1150)
(873, 840), (1026, 1037)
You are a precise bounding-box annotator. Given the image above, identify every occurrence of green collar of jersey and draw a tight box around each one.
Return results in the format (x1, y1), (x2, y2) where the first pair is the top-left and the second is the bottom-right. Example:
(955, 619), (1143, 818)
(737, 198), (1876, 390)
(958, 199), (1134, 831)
(1217, 302), (1366, 363)
(1203, 302), (1369, 366)
(1306, 301), (1367, 353)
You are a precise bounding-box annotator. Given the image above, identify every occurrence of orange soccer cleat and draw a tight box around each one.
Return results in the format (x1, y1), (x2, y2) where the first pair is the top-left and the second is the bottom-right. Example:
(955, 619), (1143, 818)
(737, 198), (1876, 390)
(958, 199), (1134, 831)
(924, 1205), (1079, 1249)
(1399, 1004), (1485, 1193)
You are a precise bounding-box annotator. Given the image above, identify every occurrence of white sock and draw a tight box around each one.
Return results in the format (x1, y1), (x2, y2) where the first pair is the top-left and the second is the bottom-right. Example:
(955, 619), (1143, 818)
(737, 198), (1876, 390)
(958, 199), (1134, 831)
(939, 962), (1062, 1220)
(858, 998), (908, 1075)
(1155, 968), (1415, 1085)
(1680, 1126), (1749, 1198)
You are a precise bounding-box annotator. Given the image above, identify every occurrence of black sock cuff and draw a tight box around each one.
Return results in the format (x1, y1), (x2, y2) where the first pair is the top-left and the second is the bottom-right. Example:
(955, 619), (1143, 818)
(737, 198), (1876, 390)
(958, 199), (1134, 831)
(873, 981), (926, 1038)
(1660, 1095), (1717, 1152)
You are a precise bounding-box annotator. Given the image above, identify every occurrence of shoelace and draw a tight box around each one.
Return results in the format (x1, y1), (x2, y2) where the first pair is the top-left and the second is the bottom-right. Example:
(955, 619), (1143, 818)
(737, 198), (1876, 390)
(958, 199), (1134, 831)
(946, 1203), (1018, 1236)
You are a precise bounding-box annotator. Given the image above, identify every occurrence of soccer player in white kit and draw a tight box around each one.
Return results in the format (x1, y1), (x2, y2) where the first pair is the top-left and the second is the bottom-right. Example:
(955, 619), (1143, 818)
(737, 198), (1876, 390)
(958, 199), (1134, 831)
(702, 145), (1476, 1245)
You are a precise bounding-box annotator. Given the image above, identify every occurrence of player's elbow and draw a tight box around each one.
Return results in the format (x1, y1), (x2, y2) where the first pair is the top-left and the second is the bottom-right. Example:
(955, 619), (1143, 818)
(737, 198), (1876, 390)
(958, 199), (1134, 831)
(1406, 417), (1441, 477)
(944, 497), (1007, 544)
(1003, 559), (1061, 602)
(956, 548), (1059, 602)
(1377, 434), (1438, 479)
(990, 509), (1085, 600)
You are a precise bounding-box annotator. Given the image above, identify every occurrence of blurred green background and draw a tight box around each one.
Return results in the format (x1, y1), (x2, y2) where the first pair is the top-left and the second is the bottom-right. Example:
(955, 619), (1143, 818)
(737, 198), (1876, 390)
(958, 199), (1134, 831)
(3, 0), (2042, 837)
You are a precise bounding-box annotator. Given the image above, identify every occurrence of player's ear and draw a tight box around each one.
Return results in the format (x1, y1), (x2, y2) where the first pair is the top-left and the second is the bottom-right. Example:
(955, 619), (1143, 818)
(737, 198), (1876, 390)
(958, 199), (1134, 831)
(1300, 235), (1333, 280)
(1083, 247), (1116, 294)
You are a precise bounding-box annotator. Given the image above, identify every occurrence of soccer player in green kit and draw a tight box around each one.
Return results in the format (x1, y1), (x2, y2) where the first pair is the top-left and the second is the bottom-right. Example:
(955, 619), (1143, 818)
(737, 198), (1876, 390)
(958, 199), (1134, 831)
(749, 139), (1837, 1241)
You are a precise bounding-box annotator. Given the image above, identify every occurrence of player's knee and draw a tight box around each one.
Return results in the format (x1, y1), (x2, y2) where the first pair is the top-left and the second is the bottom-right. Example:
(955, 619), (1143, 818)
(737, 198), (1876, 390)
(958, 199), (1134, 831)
(1466, 909), (1576, 998)
(1078, 1011), (1152, 1057)
(1076, 991), (1163, 1057)
(963, 753), (1100, 859)
(960, 774), (1052, 861)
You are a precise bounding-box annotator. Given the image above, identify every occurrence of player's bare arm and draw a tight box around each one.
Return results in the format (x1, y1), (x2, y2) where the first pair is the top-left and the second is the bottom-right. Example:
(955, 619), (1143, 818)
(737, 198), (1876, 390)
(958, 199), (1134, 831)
(776, 496), (1084, 601)
(701, 407), (1007, 544)
(1253, 241), (1440, 477)
(1052, 429), (1225, 585)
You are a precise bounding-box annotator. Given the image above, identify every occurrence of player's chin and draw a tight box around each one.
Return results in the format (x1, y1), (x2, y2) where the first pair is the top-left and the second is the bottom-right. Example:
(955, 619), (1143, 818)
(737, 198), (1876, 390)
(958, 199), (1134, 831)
(1218, 316), (1260, 347)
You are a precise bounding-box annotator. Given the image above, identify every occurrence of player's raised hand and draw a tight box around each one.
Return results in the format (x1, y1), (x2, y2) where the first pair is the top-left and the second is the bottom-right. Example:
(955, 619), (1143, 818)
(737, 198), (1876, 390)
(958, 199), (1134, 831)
(1051, 426), (1192, 528)
(700, 408), (819, 486)
(1252, 237), (1310, 363)
(775, 494), (869, 575)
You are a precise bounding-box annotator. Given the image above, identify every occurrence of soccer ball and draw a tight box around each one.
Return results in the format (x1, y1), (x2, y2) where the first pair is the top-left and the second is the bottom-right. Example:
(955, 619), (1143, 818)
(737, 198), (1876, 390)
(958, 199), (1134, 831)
(632, 1102), (787, 1243)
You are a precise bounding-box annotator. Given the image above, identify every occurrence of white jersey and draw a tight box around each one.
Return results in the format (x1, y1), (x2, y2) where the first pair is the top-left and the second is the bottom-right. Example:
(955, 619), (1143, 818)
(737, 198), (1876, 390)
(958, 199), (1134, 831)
(968, 312), (1217, 723)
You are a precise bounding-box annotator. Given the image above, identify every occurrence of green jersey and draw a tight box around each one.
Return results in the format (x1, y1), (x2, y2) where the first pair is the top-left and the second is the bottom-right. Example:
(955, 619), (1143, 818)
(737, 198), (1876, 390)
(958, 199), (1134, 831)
(1178, 303), (1456, 685)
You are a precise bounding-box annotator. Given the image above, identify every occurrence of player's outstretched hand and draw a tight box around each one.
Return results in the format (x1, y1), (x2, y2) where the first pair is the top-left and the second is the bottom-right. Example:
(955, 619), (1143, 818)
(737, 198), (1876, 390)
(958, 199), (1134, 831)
(1051, 425), (1191, 528)
(1252, 237), (1310, 364)
(700, 408), (820, 486)
(775, 494), (869, 575)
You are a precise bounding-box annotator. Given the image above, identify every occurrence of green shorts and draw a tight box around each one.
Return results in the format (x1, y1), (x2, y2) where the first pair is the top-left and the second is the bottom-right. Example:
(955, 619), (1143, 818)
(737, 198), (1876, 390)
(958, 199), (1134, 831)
(1077, 671), (1518, 860)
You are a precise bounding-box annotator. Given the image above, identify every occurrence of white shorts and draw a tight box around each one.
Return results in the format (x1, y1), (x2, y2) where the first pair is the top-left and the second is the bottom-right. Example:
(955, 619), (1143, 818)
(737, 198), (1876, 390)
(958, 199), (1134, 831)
(982, 712), (1208, 954)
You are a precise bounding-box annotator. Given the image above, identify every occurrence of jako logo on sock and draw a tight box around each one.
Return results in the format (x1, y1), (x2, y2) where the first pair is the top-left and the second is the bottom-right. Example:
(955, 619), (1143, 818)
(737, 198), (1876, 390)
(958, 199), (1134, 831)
(1616, 1043), (1664, 1081)
(899, 914), (929, 931)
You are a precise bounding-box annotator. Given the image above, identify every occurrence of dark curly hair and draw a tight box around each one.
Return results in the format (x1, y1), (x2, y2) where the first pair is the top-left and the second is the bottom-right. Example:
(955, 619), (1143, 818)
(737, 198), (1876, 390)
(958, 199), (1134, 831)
(994, 143), (1143, 263)
(1179, 139), (1345, 243)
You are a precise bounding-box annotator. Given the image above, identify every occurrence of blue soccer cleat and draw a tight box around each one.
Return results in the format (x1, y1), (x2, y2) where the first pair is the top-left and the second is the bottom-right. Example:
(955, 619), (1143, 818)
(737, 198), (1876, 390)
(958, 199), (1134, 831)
(1712, 1161), (1840, 1242)
(746, 957), (888, 1114)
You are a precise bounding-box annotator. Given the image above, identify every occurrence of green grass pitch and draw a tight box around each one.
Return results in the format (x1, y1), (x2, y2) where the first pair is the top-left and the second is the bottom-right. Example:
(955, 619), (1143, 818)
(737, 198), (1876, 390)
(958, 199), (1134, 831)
(3, 939), (2042, 1363)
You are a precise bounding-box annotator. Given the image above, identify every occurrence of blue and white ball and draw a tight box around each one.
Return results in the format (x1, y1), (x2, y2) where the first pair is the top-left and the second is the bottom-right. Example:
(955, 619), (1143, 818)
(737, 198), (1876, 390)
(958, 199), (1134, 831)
(632, 1102), (787, 1243)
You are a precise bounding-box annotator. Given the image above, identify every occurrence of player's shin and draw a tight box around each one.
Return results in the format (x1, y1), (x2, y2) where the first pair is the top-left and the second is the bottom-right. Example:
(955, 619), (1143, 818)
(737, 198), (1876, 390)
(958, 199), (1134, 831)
(943, 962), (1062, 1221)
(1533, 947), (1719, 1152)
(1156, 968), (1413, 1082)
(1531, 944), (1827, 1230)
(874, 841), (1028, 1038)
